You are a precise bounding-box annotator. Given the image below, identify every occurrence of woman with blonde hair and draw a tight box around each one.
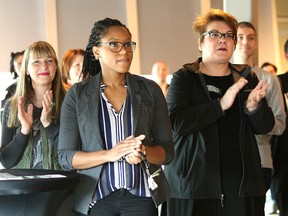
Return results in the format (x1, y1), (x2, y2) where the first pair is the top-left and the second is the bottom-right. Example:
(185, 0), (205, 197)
(0, 41), (66, 170)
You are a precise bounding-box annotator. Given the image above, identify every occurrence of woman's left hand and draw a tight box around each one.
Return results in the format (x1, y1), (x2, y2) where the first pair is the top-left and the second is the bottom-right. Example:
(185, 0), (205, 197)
(40, 90), (54, 127)
(125, 135), (146, 165)
(246, 80), (269, 111)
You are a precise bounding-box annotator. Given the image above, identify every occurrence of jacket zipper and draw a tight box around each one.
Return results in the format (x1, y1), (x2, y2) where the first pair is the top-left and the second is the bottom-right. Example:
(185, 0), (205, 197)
(221, 194), (224, 207)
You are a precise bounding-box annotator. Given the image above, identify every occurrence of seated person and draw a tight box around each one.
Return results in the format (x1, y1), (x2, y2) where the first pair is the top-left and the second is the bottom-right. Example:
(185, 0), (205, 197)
(0, 41), (66, 170)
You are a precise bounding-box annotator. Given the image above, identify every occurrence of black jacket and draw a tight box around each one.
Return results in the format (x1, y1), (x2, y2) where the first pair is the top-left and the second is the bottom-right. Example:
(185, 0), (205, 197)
(164, 58), (275, 200)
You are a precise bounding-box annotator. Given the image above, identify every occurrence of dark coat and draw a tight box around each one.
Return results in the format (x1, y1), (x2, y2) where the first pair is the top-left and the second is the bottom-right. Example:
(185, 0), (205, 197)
(58, 72), (174, 215)
(164, 58), (275, 200)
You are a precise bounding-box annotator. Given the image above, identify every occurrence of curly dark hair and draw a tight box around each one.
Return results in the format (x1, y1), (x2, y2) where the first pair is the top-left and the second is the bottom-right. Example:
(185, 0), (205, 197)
(82, 18), (131, 79)
(9, 50), (24, 79)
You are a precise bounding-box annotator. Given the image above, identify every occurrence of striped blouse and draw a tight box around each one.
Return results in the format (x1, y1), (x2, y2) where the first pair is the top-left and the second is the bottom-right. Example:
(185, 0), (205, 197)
(90, 84), (150, 207)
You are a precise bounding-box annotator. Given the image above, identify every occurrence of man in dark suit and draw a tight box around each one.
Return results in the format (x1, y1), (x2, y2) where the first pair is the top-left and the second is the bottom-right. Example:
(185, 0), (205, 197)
(272, 38), (288, 216)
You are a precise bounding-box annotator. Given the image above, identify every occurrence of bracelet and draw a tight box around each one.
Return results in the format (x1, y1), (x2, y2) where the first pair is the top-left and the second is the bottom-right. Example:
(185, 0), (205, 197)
(246, 104), (256, 111)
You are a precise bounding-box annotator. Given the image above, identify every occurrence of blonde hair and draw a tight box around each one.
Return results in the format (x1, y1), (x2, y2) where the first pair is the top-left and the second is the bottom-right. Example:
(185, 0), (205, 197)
(7, 41), (66, 127)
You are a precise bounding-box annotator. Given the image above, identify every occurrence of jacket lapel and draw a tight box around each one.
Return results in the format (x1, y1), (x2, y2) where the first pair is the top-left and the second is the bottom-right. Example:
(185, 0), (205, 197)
(126, 73), (141, 135)
(85, 74), (105, 149)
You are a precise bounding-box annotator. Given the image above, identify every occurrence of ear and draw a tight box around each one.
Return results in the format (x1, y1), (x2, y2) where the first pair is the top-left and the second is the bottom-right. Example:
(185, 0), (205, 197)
(92, 46), (100, 59)
(197, 39), (202, 52)
(285, 52), (288, 62)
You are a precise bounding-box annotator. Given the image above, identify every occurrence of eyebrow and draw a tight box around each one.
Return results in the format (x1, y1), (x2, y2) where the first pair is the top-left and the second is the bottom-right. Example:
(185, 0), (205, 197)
(208, 29), (234, 33)
(237, 33), (256, 37)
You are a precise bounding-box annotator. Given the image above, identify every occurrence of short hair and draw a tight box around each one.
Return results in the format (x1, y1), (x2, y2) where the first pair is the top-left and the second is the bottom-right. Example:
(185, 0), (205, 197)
(238, 21), (257, 35)
(60, 49), (84, 83)
(193, 9), (238, 45)
(82, 18), (131, 79)
(260, 62), (277, 73)
(284, 39), (288, 54)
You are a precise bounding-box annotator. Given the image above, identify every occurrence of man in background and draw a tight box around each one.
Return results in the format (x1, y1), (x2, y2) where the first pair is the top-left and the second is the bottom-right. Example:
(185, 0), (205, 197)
(234, 21), (286, 215)
(273, 38), (288, 216)
(261, 62), (278, 76)
(151, 61), (169, 97)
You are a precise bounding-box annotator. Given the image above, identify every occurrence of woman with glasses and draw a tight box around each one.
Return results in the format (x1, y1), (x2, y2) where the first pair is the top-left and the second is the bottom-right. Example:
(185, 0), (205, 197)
(58, 18), (174, 216)
(161, 9), (274, 216)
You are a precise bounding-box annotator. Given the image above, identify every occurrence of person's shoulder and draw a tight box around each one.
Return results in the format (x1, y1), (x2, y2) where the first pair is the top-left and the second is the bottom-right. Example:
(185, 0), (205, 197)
(253, 66), (277, 80)
(128, 73), (158, 87)
(5, 82), (17, 92)
(278, 71), (288, 79)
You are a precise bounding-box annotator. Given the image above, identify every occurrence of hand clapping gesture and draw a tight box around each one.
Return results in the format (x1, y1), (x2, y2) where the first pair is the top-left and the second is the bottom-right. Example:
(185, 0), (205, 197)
(246, 80), (269, 111)
(18, 97), (33, 135)
(40, 90), (55, 127)
(220, 78), (269, 112)
(18, 90), (55, 134)
(108, 134), (146, 164)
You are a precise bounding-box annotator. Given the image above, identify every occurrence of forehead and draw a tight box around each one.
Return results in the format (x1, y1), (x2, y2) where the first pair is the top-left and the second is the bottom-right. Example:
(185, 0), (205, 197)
(157, 62), (167, 69)
(237, 26), (256, 35)
(102, 26), (131, 41)
(28, 54), (52, 61)
(263, 65), (275, 71)
(206, 21), (233, 32)
(15, 55), (23, 62)
(73, 54), (84, 61)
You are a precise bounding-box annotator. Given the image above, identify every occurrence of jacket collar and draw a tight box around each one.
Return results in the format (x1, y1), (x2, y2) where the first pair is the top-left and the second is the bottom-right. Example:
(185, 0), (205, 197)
(183, 57), (251, 80)
(84, 72), (142, 138)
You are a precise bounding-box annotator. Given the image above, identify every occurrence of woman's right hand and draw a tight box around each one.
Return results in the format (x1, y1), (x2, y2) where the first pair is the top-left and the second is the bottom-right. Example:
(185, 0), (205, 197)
(18, 97), (33, 135)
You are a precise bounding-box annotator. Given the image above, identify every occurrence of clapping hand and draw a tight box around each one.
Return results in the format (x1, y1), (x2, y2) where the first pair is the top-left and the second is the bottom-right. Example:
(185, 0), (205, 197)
(18, 97), (33, 135)
(246, 80), (269, 111)
(40, 90), (54, 127)
(108, 134), (146, 164)
(220, 77), (248, 111)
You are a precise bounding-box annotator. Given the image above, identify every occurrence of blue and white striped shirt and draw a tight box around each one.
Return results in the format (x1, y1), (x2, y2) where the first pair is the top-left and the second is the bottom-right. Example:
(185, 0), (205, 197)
(90, 84), (150, 207)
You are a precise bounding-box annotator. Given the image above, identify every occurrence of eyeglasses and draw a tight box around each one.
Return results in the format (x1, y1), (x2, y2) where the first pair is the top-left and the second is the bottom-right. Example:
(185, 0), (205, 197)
(202, 30), (236, 40)
(100, 41), (136, 53)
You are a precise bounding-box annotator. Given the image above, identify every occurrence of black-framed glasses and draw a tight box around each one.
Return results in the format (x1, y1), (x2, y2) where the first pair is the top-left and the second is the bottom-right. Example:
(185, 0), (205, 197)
(202, 30), (236, 40)
(100, 41), (136, 53)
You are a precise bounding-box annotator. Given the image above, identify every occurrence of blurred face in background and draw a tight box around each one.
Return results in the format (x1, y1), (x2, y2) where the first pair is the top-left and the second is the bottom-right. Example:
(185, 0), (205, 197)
(67, 54), (84, 86)
(262, 65), (277, 75)
(236, 26), (257, 59)
(14, 54), (24, 75)
(152, 61), (169, 83)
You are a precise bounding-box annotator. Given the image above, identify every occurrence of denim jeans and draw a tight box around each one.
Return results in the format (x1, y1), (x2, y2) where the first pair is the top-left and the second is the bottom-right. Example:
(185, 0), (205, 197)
(88, 189), (157, 216)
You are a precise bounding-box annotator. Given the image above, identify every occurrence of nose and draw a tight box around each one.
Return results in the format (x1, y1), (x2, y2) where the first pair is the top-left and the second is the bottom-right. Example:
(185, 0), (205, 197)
(119, 46), (128, 54)
(41, 61), (48, 69)
(242, 37), (248, 45)
(218, 37), (226, 43)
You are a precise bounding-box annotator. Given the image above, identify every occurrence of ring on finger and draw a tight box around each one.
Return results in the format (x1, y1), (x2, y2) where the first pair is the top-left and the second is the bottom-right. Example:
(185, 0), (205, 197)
(49, 101), (55, 107)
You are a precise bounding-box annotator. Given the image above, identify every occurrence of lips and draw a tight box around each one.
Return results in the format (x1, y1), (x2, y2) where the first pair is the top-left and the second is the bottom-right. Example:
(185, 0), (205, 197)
(117, 58), (130, 63)
(218, 47), (227, 51)
(38, 72), (50, 76)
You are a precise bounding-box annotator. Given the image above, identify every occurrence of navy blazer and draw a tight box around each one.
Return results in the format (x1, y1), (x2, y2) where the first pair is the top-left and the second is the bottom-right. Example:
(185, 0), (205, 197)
(58, 72), (174, 215)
